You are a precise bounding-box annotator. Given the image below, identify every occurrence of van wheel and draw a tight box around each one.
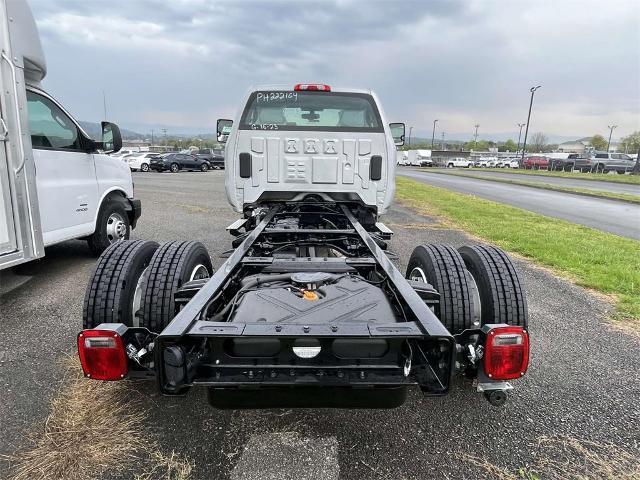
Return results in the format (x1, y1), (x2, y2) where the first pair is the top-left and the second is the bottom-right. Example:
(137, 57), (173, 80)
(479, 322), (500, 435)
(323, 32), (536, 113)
(87, 197), (131, 255)
(458, 245), (528, 328)
(141, 241), (213, 332)
(407, 244), (475, 334)
(83, 240), (159, 328)
(140, 163), (149, 172)
(170, 163), (179, 173)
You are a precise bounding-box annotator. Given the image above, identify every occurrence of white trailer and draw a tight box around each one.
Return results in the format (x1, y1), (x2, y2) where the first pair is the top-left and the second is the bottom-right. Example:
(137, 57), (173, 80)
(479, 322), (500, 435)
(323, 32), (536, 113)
(0, 0), (141, 270)
(407, 149), (432, 167)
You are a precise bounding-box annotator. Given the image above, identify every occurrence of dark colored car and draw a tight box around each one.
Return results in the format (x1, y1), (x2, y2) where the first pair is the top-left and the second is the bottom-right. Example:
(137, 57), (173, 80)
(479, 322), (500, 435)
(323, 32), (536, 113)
(197, 148), (225, 169)
(522, 156), (549, 169)
(150, 153), (211, 173)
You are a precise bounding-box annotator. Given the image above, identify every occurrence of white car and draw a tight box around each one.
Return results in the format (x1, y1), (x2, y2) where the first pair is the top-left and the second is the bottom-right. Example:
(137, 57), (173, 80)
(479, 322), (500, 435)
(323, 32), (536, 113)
(445, 157), (473, 168)
(128, 152), (159, 172)
(502, 158), (520, 168)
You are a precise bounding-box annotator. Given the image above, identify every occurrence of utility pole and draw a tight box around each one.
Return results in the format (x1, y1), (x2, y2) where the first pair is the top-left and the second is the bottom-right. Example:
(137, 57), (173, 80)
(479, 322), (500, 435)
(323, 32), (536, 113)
(516, 123), (526, 153)
(521, 85), (541, 162)
(431, 119), (438, 149)
(473, 124), (479, 149)
(607, 125), (617, 152)
(441, 131), (445, 150)
(151, 129), (154, 146)
(162, 128), (167, 146)
(102, 90), (107, 120)
(408, 126), (413, 147)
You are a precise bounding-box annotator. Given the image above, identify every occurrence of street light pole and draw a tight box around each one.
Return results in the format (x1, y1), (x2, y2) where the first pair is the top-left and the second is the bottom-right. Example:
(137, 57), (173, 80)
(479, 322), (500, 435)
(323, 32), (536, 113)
(431, 119), (438, 149)
(441, 131), (445, 150)
(521, 85), (541, 162)
(607, 125), (617, 152)
(408, 126), (413, 147)
(473, 124), (479, 149)
(516, 123), (526, 153)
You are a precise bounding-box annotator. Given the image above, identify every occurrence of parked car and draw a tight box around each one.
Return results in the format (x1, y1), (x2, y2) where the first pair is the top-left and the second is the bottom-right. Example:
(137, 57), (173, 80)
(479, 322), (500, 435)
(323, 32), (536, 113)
(589, 152), (635, 174)
(150, 153), (211, 172)
(475, 156), (498, 168)
(523, 156), (549, 170)
(501, 158), (520, 168)
(197, 148), (225, 169)
(445, 157), (473, 168)
(128, 152), (159, 172)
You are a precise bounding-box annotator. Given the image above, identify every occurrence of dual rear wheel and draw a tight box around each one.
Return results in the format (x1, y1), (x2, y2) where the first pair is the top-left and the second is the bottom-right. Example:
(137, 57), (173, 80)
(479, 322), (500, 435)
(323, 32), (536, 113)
(83, 240), (213, 330)
(407, 243), (528, 334)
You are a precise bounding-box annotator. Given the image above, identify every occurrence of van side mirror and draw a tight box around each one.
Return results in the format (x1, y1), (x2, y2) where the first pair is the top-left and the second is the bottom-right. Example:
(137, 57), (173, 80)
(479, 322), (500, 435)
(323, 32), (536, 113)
(389, 122), (405, 146)
(217, 119), (233, 143)
(101, 122), (122, 153)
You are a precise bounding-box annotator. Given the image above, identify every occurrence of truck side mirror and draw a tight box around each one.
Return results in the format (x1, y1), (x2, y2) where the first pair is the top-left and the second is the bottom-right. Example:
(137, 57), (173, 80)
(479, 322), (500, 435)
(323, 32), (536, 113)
(217, 119), (233, 143)
(101, 121), (122, 153)
(389, 123), (405, 146)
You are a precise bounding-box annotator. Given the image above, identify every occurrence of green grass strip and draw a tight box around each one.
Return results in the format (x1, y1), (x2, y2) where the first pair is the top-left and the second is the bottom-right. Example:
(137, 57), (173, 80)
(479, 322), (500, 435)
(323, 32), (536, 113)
(395, 176), (640, 325)
(423, 170), (640, 204)
(458, 167), (640, 185)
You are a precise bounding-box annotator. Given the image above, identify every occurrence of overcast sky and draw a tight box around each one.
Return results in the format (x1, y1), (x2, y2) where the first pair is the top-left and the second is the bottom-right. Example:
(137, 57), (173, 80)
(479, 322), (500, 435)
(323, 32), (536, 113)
(29, 0), (640, 141)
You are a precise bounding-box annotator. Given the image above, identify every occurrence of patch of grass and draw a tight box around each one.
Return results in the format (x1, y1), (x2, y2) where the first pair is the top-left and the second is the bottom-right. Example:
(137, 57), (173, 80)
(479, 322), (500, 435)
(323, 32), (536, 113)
(454, 167), (640, 185)
(396, 177), (640, 324)
(461, 435), (640, 479)
(426, 170), (640, 204)
(5, 357), (193, 480)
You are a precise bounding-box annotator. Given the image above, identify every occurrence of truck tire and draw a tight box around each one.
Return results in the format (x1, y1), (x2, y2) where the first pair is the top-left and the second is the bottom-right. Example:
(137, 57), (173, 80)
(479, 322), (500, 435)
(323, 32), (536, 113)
(458, 245), (528, 328)
(141, 241), (213, 332)
(87, 196), (131, 255)
(406, 244), (474, 334)
(83, 240), (159, 329)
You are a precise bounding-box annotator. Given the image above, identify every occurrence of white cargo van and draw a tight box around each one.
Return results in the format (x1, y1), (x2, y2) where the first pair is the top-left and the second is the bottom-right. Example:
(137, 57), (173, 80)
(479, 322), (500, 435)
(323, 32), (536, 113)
(0, 0), (140, 270)
(407, 149), (432, 167)
(217, 84), (405, 217)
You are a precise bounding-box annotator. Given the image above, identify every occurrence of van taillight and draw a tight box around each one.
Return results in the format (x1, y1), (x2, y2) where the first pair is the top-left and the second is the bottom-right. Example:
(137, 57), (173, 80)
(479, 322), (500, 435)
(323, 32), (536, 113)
(294, 84), (331, 92)
(77, 330), (128, 380)
(483, 326), (529, 380)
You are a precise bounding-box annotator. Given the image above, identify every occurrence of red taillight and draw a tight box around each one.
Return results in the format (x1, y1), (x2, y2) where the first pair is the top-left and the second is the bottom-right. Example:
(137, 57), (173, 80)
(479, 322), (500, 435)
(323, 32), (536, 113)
(294, 84), (331, 92)
(77, 329), (128, 380)
(483, 326), (529, 380)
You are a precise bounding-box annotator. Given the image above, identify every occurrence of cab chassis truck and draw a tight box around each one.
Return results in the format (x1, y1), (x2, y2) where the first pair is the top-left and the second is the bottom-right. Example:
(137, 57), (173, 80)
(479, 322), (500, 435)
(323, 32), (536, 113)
(79, 85), (529, 408)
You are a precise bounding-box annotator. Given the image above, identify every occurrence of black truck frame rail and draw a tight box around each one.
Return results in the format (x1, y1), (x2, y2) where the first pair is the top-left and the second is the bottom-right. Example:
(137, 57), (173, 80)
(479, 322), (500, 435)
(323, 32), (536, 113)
(79, 201), (527, 408)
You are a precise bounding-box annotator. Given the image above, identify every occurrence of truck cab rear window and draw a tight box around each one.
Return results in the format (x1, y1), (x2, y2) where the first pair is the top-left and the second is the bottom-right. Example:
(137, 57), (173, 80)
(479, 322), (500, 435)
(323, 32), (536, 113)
(239, 91), (384, 132)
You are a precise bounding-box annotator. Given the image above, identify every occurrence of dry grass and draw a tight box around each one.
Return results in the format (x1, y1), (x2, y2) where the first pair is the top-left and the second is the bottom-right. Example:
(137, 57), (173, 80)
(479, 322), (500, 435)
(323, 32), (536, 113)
(5, 356), (192, 480)
(461, 435), (640, 479)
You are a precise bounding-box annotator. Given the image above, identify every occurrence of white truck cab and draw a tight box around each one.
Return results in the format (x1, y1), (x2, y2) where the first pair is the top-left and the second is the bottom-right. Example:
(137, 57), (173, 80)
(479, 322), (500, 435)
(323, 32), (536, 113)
(217, 84), (404, 218)
(0, 0), (141, 270)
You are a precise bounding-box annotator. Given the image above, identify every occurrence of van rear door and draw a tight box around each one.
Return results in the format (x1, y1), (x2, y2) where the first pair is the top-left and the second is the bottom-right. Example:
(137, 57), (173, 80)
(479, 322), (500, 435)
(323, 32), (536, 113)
(0, 0), (44, 269)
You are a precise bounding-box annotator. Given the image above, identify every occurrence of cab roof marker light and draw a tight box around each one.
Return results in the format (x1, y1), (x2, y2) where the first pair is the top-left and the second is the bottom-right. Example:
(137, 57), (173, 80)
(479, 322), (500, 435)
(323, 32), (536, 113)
(294, 84), (331, 92)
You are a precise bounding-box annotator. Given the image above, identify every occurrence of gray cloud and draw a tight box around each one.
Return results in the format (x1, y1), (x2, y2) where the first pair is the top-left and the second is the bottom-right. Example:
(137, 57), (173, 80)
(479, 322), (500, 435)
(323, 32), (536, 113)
(28, 0), (640, 139)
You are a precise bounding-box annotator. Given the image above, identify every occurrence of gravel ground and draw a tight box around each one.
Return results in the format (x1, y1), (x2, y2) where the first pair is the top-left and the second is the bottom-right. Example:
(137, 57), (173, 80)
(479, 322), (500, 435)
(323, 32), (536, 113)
(1, 171), (638, 479)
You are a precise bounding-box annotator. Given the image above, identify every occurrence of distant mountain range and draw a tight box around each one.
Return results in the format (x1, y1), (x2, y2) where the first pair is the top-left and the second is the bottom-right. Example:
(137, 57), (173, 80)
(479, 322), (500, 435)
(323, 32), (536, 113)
(79, 121), (616, 144)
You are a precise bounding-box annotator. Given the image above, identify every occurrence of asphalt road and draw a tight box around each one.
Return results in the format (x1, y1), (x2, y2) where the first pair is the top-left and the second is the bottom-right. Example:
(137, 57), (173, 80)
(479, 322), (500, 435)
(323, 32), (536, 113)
(431, 169), (640, 195)
(1, 171), (639, 479)
(400, 169), (640, 240)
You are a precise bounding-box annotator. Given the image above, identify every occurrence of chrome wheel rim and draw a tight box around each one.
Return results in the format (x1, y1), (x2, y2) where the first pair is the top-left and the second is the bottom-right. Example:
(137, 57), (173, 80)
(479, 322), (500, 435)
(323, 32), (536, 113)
(106, 212), (127, 244)
(190, 264), (210, 281)
(171, 164), (178, 172)
(409, 267), (428, 284)
(141, 163), (149, 172)
(131, 266), (148, 327)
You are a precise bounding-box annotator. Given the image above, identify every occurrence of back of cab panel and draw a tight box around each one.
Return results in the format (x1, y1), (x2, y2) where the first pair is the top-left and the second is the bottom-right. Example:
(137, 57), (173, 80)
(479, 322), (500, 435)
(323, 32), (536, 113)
(224, 86), (397, 217)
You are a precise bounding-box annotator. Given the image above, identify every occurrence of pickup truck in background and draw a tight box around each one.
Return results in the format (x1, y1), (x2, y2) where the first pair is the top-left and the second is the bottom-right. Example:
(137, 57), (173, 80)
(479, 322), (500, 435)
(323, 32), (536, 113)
(0, 0), (141, 270)
(523, 156), (549, 170)
(445, 157), (473, 168)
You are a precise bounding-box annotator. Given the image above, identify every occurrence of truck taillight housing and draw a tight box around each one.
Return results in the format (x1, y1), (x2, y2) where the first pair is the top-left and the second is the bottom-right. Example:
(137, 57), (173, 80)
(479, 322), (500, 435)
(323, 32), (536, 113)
(294, 84), (331, 92)
(77, 330), (128, 380)
(483, 326), (529, 380)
